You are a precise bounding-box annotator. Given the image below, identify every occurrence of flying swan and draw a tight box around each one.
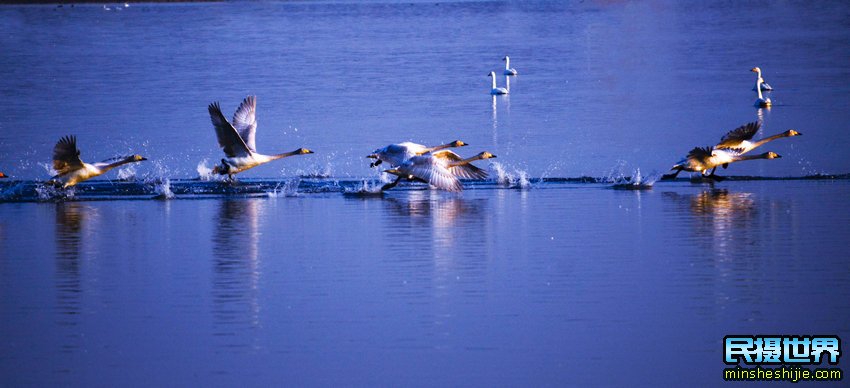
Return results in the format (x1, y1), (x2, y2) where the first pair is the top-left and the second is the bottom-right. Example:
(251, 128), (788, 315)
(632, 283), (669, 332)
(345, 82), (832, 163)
(661, 146), (781, 181)
(382, 151), (496, 192)
(50, 135), (147, 188)
(208, 96), (313, 179)
(367, 140), (468, 168)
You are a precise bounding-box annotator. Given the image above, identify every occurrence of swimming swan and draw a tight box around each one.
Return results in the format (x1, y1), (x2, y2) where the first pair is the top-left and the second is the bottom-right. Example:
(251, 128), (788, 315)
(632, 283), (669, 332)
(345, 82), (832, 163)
(50, 135), (147, 188)
(661, 147), (781, 181)
(489, 72), (508, 95)
(751, 67), (773, 91)
(382, 151), (497, 192)
(208, 96), (313, 179)
(754, 78), (772, 107)
(503, 56), (518, 76)
(367, 140), (467, 168)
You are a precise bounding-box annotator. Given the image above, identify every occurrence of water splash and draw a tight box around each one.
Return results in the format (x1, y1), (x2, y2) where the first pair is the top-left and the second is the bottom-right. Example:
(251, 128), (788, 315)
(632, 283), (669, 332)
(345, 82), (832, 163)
(267, 179), (301, 198)
(492, 162), (531, 189)
(610, 168), (660, 190)
(342, 179), (384, 196)
(197, 159), (214, 181)
(298, 162), (333, 179)
(35, 183), (74, 201)
(151, 178), (175, 200)
(117, 165), (137, 181)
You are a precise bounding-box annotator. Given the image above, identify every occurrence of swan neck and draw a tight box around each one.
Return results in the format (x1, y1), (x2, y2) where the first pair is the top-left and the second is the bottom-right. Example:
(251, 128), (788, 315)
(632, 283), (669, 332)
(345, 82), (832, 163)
(103, 157), (135, 172)
(736, 153), (769, 161)
(272, 150), (299, 160)
(491, 75), (497, 89)
(449, 155), (484, 167)
(751, 132), (787, 149)
(505, 57), (510, 70)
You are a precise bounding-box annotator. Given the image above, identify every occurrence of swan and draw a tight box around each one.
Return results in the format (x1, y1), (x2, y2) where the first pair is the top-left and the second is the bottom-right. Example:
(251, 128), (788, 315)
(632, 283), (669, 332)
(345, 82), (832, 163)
(754, 78), (771, 107)
(709, 121), (801, 174)
(715, 121), (801, 154)
(661, 147), (781, 181)
(382, 151), (497, 192)
(489, 72), (508, 95)
(367, 140), (467, 168)
(208, 96), (313, 179)
(751, 67), (773, 91)
(503, 56), (518, 76)
(50, 135), (147, 188)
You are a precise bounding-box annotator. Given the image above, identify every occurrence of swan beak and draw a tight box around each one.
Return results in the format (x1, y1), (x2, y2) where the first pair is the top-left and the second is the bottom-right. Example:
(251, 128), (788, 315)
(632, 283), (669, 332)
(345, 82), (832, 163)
(366, 154), (378, 159)
(140, 157), (148, 161)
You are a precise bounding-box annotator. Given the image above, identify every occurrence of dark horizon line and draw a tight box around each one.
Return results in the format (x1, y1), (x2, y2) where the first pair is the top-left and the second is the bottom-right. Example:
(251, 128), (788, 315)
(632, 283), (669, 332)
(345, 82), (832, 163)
(0, 0), (222, 4)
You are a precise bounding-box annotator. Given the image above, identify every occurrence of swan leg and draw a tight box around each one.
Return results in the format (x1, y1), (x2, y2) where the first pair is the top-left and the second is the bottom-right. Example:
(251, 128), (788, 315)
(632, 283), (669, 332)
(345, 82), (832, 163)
(370, 159), (382, 168)
(660, 168), (682, 180)
(381, 176), (403, 191)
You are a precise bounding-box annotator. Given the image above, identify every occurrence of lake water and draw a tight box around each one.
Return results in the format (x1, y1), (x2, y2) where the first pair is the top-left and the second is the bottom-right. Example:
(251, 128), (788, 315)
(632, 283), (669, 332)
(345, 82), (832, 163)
(1, 1), (850, 386)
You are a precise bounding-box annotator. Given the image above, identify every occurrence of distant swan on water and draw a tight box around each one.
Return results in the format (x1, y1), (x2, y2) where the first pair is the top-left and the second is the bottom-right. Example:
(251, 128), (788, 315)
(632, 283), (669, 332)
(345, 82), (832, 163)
(50, 135), (147, 188)
(661, 146), (781, 181)
(382, 151), (496, 192)
(208, 96), (314, 179)
(754, 78), (771, 107)
(489, 72), (508, 95)
(367, 140), (468, 168)
(503, 56), (518, 76)
(751, 67), (773, 91)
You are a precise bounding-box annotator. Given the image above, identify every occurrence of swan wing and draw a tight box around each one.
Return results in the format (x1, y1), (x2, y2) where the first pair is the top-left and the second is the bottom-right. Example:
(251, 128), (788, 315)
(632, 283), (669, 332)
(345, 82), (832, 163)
(404, 157), (463, 192)
(430, 150), (488, 179)
(687, 146), (714, 164)
(376, 143), (421, 166)
(232, 95), (257, 152)
(208, 102), (251, 158)
(719, 121), (760, 146)
(53, 135), (84, 174)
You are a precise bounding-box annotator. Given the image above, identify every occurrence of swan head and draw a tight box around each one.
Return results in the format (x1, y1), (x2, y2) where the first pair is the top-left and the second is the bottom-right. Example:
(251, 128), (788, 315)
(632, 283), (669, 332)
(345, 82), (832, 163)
(130, 154), (147, 162)
(296, 148), (314, 155)
(750, 67), (761, 73)
(761, 151), (782, 159)
(488, 71), (496, 77)
(476, 151), (497, 159)
(502, 56), (509, 61)
(785, 129), (802, 137)
(450, 140), (468, 148)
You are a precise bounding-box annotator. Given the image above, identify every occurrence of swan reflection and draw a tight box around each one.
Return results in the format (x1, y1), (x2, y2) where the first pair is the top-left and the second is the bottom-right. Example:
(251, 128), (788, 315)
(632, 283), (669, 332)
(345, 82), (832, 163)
(212, 198), (264, 340)
(54, 203), (96, 352)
